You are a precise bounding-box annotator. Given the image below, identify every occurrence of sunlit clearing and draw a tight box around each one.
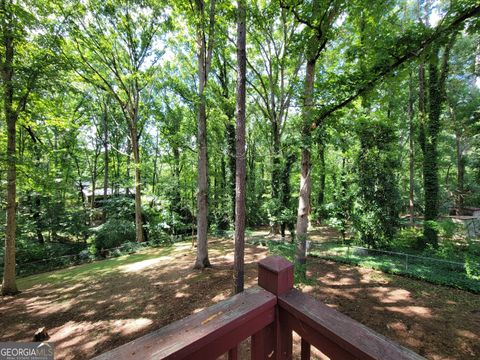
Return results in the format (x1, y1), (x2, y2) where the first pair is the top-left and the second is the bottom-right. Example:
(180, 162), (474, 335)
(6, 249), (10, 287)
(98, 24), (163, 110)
(120, 256), (173, 272)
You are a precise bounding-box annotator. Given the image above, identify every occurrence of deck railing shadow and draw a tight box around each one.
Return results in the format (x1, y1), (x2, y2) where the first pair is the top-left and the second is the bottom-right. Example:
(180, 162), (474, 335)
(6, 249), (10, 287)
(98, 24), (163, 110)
(93, 256), (424, 360)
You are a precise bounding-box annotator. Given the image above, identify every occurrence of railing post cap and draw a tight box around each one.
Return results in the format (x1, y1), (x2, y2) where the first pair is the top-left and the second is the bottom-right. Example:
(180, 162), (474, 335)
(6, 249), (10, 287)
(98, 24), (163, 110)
(259, 256), (293, 273)
(258, 256), (294, 296)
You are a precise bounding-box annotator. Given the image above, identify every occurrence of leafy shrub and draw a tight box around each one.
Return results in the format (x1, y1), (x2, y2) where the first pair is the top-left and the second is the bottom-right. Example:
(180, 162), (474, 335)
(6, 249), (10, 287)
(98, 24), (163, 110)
(91, 218), (136, 250)
(14, 239), (87, 265)
(103, 196), (136, 221)
(465, 253), (480, 280)
(392, 227), (422, 250)
(437, 220), (459, 240)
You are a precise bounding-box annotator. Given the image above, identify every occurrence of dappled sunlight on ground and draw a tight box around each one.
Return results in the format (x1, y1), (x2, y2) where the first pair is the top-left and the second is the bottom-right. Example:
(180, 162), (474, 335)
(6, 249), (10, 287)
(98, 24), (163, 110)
(0, 237), (268, 359)
(119, 256), (173, 272)
(0, 230), (478, 359)
(304, 257), (480, 359)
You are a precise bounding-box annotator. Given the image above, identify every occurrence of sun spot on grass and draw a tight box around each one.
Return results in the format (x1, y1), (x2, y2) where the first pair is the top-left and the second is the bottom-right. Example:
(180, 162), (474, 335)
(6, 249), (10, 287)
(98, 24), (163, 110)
(120, 256), (173, 272)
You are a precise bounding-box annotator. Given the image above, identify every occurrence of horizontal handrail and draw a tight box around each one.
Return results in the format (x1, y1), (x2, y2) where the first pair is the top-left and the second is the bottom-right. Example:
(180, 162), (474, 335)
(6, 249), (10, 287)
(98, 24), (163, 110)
(92, 286), (276, 360)
(278, 289), (425, 360)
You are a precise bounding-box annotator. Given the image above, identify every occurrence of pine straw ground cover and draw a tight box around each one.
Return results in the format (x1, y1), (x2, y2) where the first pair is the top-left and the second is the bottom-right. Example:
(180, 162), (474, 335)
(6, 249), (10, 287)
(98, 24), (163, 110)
(0, 236), (479, 359)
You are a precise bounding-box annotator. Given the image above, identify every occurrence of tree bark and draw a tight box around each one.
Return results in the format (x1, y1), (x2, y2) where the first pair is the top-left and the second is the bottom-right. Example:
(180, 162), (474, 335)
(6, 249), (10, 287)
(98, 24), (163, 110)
(295, 59), (316, 269)
(194, 0), (216, 269)
(103, 103), (109, 203)
(195, 48), (210, 268)
(1, 0), (19, 295)
(233, 0), (246, 294)
(317, 139), (326, 215)
(152, 125), (159, 195)
(226, 122), (236, 222)
(270, 121), (281, 234)
(130, 125), (144, 243)
(280, 152), (295, 239)
(455, 129), (465, 212)
(408, 72), (415, 225)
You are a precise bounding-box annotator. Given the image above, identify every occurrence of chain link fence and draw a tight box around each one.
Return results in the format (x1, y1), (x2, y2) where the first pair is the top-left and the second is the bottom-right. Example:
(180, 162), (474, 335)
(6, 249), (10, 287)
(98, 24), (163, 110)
(308, 242), (479, 292)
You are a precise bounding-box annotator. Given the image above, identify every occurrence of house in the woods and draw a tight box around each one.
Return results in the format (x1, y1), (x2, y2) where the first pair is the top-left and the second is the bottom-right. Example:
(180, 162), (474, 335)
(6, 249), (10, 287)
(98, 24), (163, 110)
(82, 188), (135, 208)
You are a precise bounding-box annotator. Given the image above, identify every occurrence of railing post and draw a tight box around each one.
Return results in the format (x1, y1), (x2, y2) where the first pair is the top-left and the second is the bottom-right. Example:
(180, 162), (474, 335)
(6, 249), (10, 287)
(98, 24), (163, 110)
(258, 256), (294, 296)
(258, 256), (294, 360)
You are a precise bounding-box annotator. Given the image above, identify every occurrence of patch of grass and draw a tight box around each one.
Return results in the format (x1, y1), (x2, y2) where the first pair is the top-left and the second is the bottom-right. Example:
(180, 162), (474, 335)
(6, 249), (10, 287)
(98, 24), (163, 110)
(17, 246), (177, 290)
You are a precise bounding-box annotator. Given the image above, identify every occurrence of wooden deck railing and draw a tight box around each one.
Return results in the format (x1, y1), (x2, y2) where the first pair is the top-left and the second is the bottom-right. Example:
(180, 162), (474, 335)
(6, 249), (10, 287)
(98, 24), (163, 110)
(93, 256), (424, 360)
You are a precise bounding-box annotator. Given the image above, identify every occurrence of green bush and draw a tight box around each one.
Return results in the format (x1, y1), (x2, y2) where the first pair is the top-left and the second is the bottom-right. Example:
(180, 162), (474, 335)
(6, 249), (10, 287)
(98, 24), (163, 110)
(392, 227), (422, 250)
(437, 220), (459, 240)
(465, 253), (480, 280)
(91, 218), (136, 250)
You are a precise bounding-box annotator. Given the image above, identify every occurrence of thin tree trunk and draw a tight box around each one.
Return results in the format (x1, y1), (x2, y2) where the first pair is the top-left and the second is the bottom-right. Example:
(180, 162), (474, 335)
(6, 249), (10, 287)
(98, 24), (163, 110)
(271, 120), (281, 234)
(280, 152), (295, 239)
(152, 125), (159, 195)
(1, 0), (18, 294)
(90, 154), (98, 210)
(126, 137), (131, 195)
(103, 104), (109, 202)
(408, 72), (415, 224)
(226, 122), (236, 223)
(233, 0), (246, 294)
(418, 61), (427, 156)
(195, 53), (210, 268)
(295, 59), (316, 269)
(129, 124), (144, 243)
(194, 0), (216, 269)
(317, 140), (326, 216)
(455, 130), (465, 212)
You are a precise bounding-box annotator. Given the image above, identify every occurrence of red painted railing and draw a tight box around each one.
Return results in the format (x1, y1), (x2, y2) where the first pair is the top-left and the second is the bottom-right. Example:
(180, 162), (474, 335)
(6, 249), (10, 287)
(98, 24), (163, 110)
(93, 256), (424, 360)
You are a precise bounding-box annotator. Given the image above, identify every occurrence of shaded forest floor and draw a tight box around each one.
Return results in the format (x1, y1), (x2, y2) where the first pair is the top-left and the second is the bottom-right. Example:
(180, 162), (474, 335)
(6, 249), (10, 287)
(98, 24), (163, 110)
(1, 228), (479, 359)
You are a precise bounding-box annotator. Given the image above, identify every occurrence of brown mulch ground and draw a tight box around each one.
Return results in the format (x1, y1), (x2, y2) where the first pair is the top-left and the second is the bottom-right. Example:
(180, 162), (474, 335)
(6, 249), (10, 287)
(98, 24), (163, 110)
(1, 236), (479, 359)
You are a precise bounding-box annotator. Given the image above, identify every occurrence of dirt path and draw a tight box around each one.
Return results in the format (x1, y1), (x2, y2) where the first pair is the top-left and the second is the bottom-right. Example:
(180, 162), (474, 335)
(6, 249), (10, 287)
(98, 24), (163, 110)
(1, 237), (479, 359)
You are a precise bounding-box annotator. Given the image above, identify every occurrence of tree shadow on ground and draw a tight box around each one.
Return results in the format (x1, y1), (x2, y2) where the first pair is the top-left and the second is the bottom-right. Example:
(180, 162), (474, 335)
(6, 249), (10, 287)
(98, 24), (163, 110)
(303, 257), (480, 359)
(0, 239), (267, 360)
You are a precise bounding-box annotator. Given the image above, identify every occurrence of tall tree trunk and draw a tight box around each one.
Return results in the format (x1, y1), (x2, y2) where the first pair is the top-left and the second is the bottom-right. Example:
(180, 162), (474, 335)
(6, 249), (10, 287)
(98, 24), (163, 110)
(422, 55), (440, 246)
(33, 195), (44, 244)
(226, 122), (236, 223)
(126, 137), (131, 195)
(90, 154), (98, 210)
(152, 125), (159, 195)
(271, 120), (281, 234)
(418, 61), (427, 157)
(317, 139), (326, 215)
(1, 0), (18, 295)
(172, 146), (182, 215)
(422, 37), (454, 247)
(455, 130), (465, 212)
(280, 152), (295, 239)
(408, 72), (415, 224)
(195, 53), (210, 268)
(295, 59), (316, 269)
(103, 105), (109, 202)
(233, 0), (246, 294)
(194, 0), (216, 269)
(130, 125), (144, 243)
